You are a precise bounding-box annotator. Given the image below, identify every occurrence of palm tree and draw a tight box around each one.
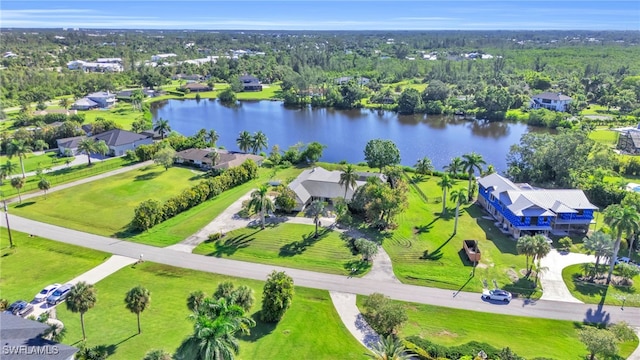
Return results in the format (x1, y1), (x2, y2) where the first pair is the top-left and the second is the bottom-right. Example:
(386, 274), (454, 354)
(437, 174), (453, 214)
(187, 290), (206, 313)
(59, 98), (72, 110)
(305, 200), (327, 238)
(247, 185), (274, 229)
(153, 118), (171, 140)
(516, 235), (536, 276)
(251, 131), (268, 154)
(207, 129), (220, 148)
(461, 152), (486, 201)
(77, 138), (108, 166)
(66, 281), (97, 341)
(583, 231), (614, 280)
(125, 286), (151, 334)
(531, 234), (551, 284)
(10, 177), (25, 203)
(443, 156), (464, 177)
(38, 176), (51, 198)
(236, 131), (252, 153)
(175, 298), (255, 360)
(368, 335), (414, 360)
(449, 188), (468, 235)
(414, 157), (434, 176)
(7, 139), (32, 178)
(339, 164), (358, 199)
(603, 204), (640, 284)
(1, 160), (18, 179)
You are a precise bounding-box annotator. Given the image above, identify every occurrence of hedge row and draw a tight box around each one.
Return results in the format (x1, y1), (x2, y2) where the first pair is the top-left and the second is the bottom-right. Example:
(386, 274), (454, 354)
(131, 160), (259, 231)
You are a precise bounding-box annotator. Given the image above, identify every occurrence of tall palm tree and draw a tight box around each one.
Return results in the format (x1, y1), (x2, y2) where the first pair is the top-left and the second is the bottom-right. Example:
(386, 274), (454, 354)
(125, 286), (151, 334)
(7, 139), (32, 178)
(236, 131), (252, 153)
(153, 118), (171, 140)
(583, 231), (614, 280)
(516, 235), (536, 276)
(66, 281), (97, 341)
(339, 164), (358, 199)
(38, 176), (51, 199)
(247, 185), (274, 229)
(414, 156), (434, 176)
(207, 129), (220, 148)
(77, 138), (108, 166)
(251, 131), (268, 154)
(175, 298), (255, 360)
(437, 174), (453, 214)
(603, 204), (640, 284)
(305, 200), (328, 238)
(367, 335), (414, 360)
(461, 152), (486, 201)
(10, 177), (25, 203)
(449, 188), (468, 235)
(532, 234), (551, 274)
(443, 156), (464, 178)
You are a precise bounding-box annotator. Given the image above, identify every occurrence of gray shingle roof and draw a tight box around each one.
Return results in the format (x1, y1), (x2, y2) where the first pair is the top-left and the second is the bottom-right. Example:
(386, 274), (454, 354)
(532, 92), (572, 101)
(288, 167), (384, 206)
(93, 129), (150, 147)
(1, 313), (78, 360)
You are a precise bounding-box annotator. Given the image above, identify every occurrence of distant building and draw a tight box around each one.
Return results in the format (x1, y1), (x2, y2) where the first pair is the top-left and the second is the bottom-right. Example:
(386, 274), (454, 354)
(174, 148), (263, 170)
(617, 124), (640, 154)
(71, 91), (116, 110)
(530, 92), (572, 112)
(67, 59), (123, 73)
(151, 53), (177, 62)
(182, 83), (212, 92)
(239, 75), (262, 91)
(57, 129), (153, 156)
(335, 76), (370, 86)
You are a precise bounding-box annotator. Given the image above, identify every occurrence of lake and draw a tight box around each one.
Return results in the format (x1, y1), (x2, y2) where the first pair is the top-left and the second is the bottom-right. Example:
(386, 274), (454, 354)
(152, 99), (547, 172)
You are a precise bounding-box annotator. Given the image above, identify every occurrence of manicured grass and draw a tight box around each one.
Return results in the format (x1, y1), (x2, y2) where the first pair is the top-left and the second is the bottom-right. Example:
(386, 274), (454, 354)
(9, 165), (205, 237)
(127, 165), (304, 246)
(377, 175), (535, 296)
(193, 223), (369, 276)
(0, 229), (109, 302)
(356, 295), (637, 360)
(0, 152), (73, 174)
(1, 157), (130, 197)
(56, 262), (365, 359)
(562, 263), (640, 307)
(81, 102), (143, 129)
(588, 129), (619, 146)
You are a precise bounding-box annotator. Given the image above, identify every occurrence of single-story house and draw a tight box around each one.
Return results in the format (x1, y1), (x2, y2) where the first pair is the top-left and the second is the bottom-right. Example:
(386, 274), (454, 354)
(288, 167), (385, 211)
(172, 74), (204, 81)
(239, 75), (262, 91)
(33, 109), (78, 116)
(477, 173), (598, 238)
(182, 83), (212, 92)
(616, 124), (640, 154)
(151, 53), (177, 62)
(117, 89), (158, 100)
(174, 148), (263, 170)
(1, 313), (79, 360)
(335, 76), (371, 86)
(530, 92), (572, 112)
(57, 129), (153, 157)
(72, 91), (116, 110)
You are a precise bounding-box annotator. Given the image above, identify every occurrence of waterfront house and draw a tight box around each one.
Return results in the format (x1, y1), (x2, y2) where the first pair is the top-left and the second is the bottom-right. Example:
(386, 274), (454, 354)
(239, 75), (262, 91)
(530, 92), (572, 112)
(182, 83), (212, 92)
(72, 91), (116, 110)
(477, 173), (597, 238)
(57, 129), (153, 156)
(174, 148), (263, 170)
(288, 167), (385, 211)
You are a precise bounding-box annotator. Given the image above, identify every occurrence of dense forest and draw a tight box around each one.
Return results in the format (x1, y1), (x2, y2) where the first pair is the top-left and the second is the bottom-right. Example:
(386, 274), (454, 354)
(1, 29), (640, 121)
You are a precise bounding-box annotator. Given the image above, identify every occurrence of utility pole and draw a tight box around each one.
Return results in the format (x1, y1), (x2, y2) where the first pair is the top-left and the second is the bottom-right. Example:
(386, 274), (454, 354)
(3, 199), (14, 248)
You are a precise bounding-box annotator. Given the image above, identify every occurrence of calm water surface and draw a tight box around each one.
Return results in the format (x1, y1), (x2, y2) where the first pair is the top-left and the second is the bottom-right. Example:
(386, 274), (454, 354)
(152, 99), (547, 172)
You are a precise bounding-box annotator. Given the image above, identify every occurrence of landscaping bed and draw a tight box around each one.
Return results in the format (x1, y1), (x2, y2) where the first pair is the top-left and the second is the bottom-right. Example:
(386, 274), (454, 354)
(562, 263), (640, 307)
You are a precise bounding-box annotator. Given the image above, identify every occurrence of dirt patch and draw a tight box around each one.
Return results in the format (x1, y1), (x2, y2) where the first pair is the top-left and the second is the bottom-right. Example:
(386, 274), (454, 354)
(436, 330), (458, 338)
(506, 269), (519, 282)
(577, 275), (633, 287)
(476, 263), (488, 269)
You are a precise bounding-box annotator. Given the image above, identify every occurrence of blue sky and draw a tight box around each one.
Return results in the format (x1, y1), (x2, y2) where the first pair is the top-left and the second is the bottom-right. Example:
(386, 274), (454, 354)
(1, 1), (638, 30)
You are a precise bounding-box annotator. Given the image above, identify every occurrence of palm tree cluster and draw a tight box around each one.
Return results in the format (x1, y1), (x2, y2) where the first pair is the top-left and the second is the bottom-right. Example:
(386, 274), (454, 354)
(77, 138), (109, 166)
(247, 185), (275, 229)
(603, 204), (640, 284)
(516, 234), (551, 281)
(236, 130), (268, 154)
(583, 231), (614, 281)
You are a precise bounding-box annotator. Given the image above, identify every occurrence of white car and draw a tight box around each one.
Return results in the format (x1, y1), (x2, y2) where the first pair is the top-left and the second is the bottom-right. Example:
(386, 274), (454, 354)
(33, 283), (61, 303)
(482, 289), (512, 302)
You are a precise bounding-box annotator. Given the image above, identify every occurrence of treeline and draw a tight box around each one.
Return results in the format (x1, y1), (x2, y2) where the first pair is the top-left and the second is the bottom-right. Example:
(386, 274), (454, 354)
(131, 160), (258, 231)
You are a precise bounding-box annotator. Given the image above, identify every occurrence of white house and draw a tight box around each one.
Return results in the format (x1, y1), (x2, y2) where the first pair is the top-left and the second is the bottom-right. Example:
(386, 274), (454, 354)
(530, 92), (572, 112)
(287, 167), (385, 211)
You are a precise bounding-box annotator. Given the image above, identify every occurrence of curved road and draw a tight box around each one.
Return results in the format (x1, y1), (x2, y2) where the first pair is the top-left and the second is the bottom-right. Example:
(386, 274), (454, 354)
(10, 214), (640, 327)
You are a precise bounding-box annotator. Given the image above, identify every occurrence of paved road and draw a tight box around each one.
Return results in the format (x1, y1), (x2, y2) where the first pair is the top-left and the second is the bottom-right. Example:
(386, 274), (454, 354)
(10, 214), (640, 327)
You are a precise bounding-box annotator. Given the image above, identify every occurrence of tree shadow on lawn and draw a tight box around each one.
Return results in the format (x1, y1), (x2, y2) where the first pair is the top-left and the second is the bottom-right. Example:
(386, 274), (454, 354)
(239, 311), (277, 342)
(419, 234), (454, 261)
(134, 171), (162, 181)
(279, 229), (330, 257)
(207, 233), (257, 257)
(502, 277), (539, 300)
(343, 259), (371, 276)
(14, 201), (35, 208)
(469, 205), (518, 255)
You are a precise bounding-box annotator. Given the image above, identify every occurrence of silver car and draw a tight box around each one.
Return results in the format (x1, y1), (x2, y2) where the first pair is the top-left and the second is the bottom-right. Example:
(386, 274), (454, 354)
(482, 289), (513, 302)
(46, 284), (73, 305)
(34, 283), (61, 303)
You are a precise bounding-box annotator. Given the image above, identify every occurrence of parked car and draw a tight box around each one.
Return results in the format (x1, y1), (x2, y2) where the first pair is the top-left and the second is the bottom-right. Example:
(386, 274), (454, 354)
(5, 300), (34, 317)
(482, 289), (512, 302)
(33, 283), (61, 303)
(46, 284), (73, 305)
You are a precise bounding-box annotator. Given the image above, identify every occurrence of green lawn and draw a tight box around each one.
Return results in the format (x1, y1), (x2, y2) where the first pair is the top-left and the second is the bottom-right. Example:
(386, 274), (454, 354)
(562, 263), (640, 307)
(0, 229), (109, 302)
(193, 223), (368, 276)
(81, 102), (143, 129)
(0, 152), (74, 175)
(588, 129), (619, 146)
(9, 164), (205, 237)
(56, 262), (366, 359)
(376, 175), (535, 296)
(356, 295), (637, 360)
(0, 157), (130, 198)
